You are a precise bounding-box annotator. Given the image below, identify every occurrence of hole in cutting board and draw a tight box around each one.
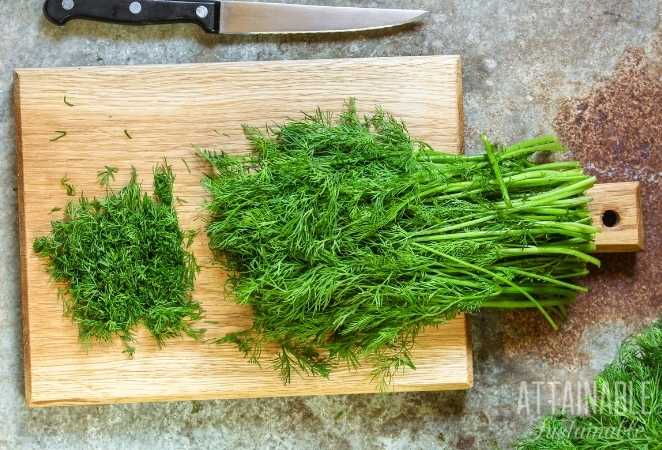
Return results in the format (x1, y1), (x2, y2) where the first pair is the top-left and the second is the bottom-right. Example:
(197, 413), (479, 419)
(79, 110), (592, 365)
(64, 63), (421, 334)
(602, 210), (620, 228)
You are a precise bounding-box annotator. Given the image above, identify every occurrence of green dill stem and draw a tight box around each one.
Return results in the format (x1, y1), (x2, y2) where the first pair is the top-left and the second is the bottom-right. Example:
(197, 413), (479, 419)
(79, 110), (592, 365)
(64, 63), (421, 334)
(495, 267), (588, 292)
(481, 299), (573, 309)
(522, 161), (581, 172)
(499, 246), (600, 266)
(483, 135), (512, 208)
(412, 214), (497, 236)
(412, 242), (559, 329)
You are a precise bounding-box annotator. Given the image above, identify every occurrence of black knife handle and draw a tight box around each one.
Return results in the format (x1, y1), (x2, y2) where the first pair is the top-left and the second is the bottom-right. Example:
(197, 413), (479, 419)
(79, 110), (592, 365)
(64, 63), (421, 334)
(44, 0), (220, 33)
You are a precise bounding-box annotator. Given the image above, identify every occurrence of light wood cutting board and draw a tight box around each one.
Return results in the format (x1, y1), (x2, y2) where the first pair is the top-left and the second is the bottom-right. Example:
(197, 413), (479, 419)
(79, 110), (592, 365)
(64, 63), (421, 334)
(16, 56), (471, 407)
(15, 55), (642, 407)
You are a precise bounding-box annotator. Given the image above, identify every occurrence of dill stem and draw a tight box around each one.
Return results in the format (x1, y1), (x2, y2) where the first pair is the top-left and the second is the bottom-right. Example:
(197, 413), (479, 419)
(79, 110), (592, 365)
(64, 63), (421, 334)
(522, 161), (581, 172)
(412, 242), (559, 329)
(483, 135), (512, 208)
(499, 246), (601, 266)
(411, 214), (497, 236)
(495, 266), (588, 292)
(481, 299), (573, 308)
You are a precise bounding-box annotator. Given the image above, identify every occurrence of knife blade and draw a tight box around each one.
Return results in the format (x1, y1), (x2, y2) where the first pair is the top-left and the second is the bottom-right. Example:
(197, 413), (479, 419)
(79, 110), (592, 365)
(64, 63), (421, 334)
(44, 0), (428, 34)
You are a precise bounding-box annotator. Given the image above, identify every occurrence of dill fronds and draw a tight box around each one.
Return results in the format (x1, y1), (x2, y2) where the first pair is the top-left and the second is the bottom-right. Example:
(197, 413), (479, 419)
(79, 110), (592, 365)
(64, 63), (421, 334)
(518, 320), (662, 449)
(34, 163), (203, 354)
(60, 176), (75, 196)
(202, 102), (599, 385)
(97, 165), (118, 188)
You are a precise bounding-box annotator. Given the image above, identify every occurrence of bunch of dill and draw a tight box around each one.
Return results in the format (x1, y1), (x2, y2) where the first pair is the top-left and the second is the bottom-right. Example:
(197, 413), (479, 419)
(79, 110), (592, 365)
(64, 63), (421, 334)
(202, 102), (599, 385)
(34, 163), (203, 356)
(518, 319), (661, 449)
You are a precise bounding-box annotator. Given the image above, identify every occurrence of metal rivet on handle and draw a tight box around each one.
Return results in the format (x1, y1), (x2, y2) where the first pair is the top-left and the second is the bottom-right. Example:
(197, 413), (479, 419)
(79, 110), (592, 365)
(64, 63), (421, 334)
(129, 1), (142, 14)
(196, 5), (209, 19)
(62, 0), (75, 10)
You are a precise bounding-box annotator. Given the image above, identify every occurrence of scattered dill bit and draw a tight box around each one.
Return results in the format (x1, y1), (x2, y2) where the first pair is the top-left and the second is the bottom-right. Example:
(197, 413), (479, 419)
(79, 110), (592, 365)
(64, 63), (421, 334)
(202, 101), (599, 386)
(63, 96), (75, 107)
(97, 165), (118, 188)
(213, 130), (231, 138)
(517, 319), (661, 449)
(60, 176), (75, 196)
(124, 129), (133, 140)
(182, 158), (192, 174)
(50, 131), (67, 142)
(176, 196), (188, 205)
(34, 163), (203, 354)
(334, 411), (345, 420)
(123, 345), (136, 359)
(50, 207), (62, 213)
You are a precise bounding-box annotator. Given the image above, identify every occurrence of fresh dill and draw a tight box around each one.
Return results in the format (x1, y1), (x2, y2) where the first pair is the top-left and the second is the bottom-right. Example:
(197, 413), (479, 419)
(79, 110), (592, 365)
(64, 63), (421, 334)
(201, 102), (599, 386)
(97, 165), (118, 188)
(182, 158), (192, 174)
(34, 163), (203, 354)
(50, 131), (67, 142)
(60, 176), (75, 196)
(518, 319), (661, 449)
(124, 129), (133, 139)
(63, 96), (75, 107)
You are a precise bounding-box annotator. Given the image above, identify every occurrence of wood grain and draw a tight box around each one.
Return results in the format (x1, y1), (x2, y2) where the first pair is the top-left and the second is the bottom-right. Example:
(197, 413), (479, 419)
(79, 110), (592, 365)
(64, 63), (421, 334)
(590, 182), (644, 253)
(15, 56), (471, 407)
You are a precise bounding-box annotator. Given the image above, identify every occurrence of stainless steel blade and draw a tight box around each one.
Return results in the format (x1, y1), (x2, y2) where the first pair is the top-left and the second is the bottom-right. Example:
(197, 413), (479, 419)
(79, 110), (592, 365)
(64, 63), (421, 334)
(219, 1), (428, 34)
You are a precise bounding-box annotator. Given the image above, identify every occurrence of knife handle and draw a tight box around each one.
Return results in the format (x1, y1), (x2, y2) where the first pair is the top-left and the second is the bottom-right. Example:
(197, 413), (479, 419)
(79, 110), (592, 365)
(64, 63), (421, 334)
(44, 0), (220, 33)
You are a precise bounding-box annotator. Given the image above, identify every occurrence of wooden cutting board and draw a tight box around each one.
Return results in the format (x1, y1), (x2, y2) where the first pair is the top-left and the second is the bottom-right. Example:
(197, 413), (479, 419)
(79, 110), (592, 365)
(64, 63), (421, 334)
(15, 56), (642, 407)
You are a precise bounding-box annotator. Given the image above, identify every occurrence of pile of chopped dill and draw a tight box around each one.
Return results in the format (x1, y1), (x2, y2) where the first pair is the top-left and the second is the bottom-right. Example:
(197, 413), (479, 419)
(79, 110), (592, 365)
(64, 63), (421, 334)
(34, 163), (203, 356)
(201, 102), (600, 385)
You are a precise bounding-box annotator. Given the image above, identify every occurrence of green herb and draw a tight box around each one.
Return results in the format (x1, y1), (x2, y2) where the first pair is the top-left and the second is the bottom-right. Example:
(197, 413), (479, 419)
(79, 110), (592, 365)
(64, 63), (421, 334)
(34, 163), (203, 354)
(518, 319), (661, 449)
(97, 165), (118, 188)
(60, 176), (75, 196)
(50, 131), (67, 142)
(50, 207), (62, 213)
(201, 102), (598, 385)
(63, 96), (75, 107)
(124, 129), (133, 139)
(182, 158), (192, 174)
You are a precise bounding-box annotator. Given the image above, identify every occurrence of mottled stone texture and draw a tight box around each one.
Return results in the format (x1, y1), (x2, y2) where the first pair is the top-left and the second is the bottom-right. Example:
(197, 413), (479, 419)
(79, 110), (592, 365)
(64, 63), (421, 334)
(0, 1), (659, 449)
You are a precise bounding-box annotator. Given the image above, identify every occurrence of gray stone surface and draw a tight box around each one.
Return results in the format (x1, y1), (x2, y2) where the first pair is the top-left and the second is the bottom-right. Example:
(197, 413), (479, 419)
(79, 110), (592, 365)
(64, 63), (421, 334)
(0, 1), (659, 449)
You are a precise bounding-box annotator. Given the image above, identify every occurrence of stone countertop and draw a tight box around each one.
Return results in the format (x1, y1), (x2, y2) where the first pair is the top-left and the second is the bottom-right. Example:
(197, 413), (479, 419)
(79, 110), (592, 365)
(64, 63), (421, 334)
(1, 1), (659, 449)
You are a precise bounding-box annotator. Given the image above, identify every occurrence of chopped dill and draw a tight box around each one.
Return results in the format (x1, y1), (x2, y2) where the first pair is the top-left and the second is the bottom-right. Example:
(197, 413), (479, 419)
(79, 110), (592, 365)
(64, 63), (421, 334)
(182, 158), (192, 174)
(50, 207), (62, 213)
(97, 165), (118, 188)
(63, 96), (75, 107)
(202, 102), (599, 386)
(34, 163), (203, 354)
(60, 176), (75, 196)
(124, 129), (133, 139)
(50, 131), (67, 142)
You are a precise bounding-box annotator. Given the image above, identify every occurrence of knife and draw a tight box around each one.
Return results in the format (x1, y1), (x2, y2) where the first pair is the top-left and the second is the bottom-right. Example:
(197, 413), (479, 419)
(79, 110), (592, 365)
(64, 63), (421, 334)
(44, 0), (428, 34)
